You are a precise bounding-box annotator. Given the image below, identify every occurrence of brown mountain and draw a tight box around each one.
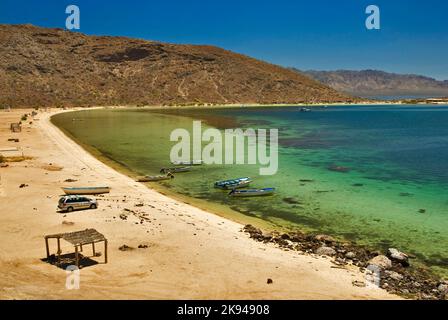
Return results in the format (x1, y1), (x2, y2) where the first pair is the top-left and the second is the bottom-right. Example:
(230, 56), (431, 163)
(0, 24), (355, 108)
(296, 69), (448, 98)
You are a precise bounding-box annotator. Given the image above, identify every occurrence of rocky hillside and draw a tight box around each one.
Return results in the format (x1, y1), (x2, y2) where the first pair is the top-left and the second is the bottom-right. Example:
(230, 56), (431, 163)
(0, 24), (355, 108)
(297, 69), (448, 98)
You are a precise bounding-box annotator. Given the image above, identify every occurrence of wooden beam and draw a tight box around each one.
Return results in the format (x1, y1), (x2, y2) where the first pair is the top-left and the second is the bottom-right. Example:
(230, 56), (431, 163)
(92, 242), (96, 256)
(45, 237), (50, 259)
(57, 238), (61, 263)
(104, 240), (108, 264)
(75, 245), (79, 268)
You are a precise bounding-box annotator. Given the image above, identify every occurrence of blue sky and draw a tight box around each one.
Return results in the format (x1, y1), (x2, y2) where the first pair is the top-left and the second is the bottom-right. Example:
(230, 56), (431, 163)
(1, 0), (447, 79)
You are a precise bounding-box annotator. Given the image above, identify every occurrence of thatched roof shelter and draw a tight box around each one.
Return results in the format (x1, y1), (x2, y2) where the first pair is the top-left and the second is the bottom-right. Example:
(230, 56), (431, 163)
(45, 229), (108, 267)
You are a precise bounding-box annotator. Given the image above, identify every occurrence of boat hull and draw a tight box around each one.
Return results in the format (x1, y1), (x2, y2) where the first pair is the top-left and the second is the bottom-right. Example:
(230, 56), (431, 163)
(172, 160), (203, 166)
(160, 167), (191, 174)
(229, 188), (275, 197)
(214, 177), (252, 190)
(215, 178), (252, 190)
(62, 187), (111, 195)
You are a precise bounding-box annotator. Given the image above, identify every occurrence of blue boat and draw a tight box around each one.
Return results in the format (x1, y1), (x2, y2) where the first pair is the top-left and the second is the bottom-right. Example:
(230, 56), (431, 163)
(228, 188), (276, 197)
(214, 177), (252, 190)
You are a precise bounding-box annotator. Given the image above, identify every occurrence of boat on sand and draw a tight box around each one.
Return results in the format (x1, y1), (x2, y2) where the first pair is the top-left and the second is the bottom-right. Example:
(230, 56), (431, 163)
(62, 186), (111, 195)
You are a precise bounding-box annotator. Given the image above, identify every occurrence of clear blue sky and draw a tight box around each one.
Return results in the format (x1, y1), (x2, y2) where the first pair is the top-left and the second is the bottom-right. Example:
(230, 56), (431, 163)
(1, 0), (447, 79)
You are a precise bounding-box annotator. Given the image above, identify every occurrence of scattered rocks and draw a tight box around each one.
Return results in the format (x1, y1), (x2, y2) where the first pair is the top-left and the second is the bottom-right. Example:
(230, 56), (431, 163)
(19, 184), (28, 188)
(62, 221), (75, 226)
(418, 209), (426, 214)
(64, 178), (77, 183)
(352, 280), (366, 287)
(42, 164), (63, 171)
(385, 270), (404, 281)
(138, 244), (149, 249)
(345, 251), (356, 259)
(315, 234), (335, 243)
(367, 255), (392, 270)
(242, 224), (444, 300)
(438, 283), (448, 295)
(328, 165), (350, 173)
(315, 246), (336, 256)
(119, 213), (128, 220)
(266, 278), (273, 284)
(282, 197), (301, 204)
(119, 245), (134, 251)
(399, 192), (413, 197)
(387, 248), (410, 267)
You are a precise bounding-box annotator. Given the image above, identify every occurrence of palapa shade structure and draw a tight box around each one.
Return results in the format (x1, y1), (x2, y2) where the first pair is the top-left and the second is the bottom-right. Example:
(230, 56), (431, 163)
(45, 229), (108, 267)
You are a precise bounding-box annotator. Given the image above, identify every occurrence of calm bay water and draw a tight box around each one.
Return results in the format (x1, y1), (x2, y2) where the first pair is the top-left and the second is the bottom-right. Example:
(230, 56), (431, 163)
(52, 105), (448, 275)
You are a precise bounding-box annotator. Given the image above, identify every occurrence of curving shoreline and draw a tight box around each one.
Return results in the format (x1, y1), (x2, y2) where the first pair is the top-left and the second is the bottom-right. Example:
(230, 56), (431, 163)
(49, 106), (448, 300)
(0, 107), (404, 299)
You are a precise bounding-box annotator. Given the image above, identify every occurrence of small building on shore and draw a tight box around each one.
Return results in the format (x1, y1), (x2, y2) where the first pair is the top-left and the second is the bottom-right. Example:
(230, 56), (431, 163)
(425, 98), (448, 104)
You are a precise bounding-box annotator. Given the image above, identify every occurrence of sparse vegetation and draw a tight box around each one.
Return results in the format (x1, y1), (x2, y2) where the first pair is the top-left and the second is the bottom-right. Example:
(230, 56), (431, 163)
(0, 24), (357, 108)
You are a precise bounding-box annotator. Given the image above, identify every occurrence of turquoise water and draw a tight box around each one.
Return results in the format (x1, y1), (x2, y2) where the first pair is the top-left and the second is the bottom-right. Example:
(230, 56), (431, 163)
(52, 106), (448, 276)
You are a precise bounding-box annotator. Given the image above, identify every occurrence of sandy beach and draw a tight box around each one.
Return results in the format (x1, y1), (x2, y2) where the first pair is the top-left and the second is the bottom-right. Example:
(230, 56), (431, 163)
(0, 108), (398, 300)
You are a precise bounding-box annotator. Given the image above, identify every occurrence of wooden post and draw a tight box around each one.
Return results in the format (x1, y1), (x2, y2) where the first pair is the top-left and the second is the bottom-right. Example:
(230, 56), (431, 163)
(104, 240), (108, 264)
(45, 237), (50, 259)
(75, 245), (79, 267)
(92, 242), (96, 256)
(57, 238), (61, 263)
(80, 244), (83, 252)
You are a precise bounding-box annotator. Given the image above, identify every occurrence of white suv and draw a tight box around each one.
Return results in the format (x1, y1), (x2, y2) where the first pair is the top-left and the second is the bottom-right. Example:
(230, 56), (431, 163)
(58, 195), (98, 212)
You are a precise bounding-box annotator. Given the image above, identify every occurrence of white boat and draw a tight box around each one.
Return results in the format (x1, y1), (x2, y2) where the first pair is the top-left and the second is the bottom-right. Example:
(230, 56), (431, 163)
(160, 166), (191, 174)
(228, 188), (276, 197)
(62, 186), (111, 195)
(171, 160), (203, 166)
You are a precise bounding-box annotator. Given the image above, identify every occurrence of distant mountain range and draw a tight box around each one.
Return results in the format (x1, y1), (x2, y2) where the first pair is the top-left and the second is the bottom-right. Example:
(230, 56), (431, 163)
(0, 24), (357, 108)
(291, 69), (448, 99)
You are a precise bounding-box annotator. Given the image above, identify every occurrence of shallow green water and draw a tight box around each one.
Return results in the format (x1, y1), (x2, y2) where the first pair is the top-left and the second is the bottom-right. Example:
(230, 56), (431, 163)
(52, 106), (448, 276)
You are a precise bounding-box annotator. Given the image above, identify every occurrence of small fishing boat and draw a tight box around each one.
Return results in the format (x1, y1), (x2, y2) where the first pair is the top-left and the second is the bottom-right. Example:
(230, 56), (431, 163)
(228, 188), (276, 197)
(300, 107), (311, 112)
(172, 160), (203, 166)
(137, 173), (174, 182)
(62, 186), (111, 195)
(160, 166), (191, 174)
(214, 177), (252, 190)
